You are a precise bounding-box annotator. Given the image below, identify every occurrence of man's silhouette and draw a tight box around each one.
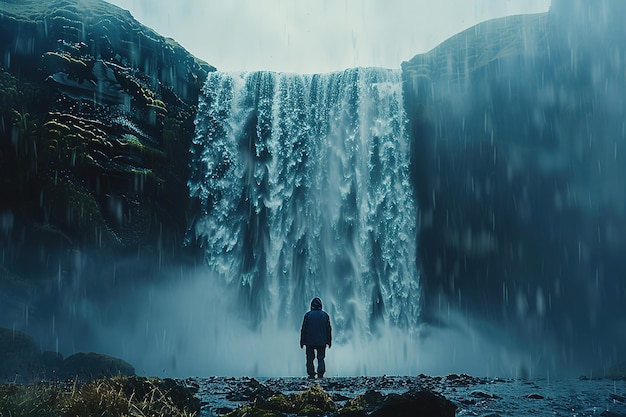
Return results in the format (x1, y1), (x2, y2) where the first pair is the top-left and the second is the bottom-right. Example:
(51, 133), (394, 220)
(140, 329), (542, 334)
(300, 297), (332, 378)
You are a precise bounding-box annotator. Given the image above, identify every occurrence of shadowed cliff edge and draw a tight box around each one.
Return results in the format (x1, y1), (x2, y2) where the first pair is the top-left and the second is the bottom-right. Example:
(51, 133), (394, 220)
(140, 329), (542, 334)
(402, 0), (626, 373)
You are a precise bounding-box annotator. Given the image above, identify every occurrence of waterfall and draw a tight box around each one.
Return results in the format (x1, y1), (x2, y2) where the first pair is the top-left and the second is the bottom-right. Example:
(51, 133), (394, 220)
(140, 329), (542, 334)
(188, 68), (419, 339)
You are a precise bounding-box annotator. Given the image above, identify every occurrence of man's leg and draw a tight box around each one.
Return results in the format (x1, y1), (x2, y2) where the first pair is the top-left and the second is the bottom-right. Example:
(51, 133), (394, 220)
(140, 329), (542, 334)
(305, 346), (316, 378)
(315, 346), (326, 377)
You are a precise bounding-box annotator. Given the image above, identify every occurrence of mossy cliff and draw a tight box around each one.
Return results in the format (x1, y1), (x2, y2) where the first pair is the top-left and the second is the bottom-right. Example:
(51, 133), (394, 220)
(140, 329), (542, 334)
(0, 0), (214, 305)
(402, 0), (626, 366)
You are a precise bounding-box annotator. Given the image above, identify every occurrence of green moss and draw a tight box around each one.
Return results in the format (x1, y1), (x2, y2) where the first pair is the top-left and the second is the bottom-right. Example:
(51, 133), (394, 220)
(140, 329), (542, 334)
(226, 384), (336, 417)
(293, 384), (336, 414)
(298, 404), (325, 416)
(0, 67), (44, 114)
(266, 393), (296, 413)
(42, 174), (119, 246)
(120, 133), (164, 160)
(42, 51), (88, 72)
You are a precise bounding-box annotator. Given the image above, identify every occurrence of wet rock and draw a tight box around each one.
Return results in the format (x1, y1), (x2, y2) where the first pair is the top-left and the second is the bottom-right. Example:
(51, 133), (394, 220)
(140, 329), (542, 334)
(470, 390), (500, 399)
(369, 390), (456, 417)
(59, 352), (135, 380)
(215, 406), (234, 415)
(332, 392), (351, 402)
(337, 390), (456, 416)
(40, 350), (64, 375)
(292, 384), (337, 415)
(445, 373), (480, 387)
(610, 393), (626, 403)
(223, 383), (456, 417)
(0, 328), (40, 381)
(225, 384), (336, 417)
(226, 377), (277, 402)
(601, 412), (626, 417)
(340, 389), (385, 415)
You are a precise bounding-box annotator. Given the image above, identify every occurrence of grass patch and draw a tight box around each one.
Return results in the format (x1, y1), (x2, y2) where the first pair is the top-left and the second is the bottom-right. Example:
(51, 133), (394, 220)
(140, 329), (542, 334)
(0, 376), (199, 417)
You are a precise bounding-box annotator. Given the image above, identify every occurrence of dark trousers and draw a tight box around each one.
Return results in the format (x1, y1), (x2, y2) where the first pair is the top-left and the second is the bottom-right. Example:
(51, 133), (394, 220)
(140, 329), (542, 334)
(305, 345), (326, 377)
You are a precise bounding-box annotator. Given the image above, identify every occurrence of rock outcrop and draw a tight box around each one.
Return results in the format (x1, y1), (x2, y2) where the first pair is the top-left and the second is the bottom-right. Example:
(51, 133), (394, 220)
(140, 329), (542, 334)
(222, 382), (456, 417)
(0, 0), (213, 329)
(59, 352), (135, 380)
(0, 327), (134, 382)
(0, 328), (40, 380)
(402, 0), (626, 371)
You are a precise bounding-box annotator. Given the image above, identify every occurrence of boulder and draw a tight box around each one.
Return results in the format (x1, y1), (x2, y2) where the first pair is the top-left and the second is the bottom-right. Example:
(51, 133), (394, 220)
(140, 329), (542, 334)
(0, 328), (41, 381)
(40, 350), (64, 374)
(59, 352), (135, 380)
(369, 390), (456, 417)
(225, 383), (336, 417)
(224, 384), (455, 417)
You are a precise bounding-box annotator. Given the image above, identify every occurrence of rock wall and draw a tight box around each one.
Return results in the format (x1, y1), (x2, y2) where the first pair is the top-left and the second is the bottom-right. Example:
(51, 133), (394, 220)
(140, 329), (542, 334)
(3, 0), (625, 374)
(402, 0), (626, 371)
(0, 0), (213, 335)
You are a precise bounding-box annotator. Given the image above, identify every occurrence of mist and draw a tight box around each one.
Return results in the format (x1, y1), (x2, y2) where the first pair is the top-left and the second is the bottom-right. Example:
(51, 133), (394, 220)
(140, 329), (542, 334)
(67, 265), (547, 379)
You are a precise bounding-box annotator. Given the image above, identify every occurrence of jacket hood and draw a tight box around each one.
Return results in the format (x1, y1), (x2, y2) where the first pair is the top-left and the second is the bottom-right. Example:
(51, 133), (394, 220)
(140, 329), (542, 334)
(311, 297), (323, 310)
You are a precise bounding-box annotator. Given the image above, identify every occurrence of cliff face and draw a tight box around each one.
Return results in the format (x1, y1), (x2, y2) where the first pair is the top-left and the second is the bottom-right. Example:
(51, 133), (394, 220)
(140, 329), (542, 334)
(0, 0), (213, 315)
(3, 0), (625, 373)
(403, 0), (626, 367)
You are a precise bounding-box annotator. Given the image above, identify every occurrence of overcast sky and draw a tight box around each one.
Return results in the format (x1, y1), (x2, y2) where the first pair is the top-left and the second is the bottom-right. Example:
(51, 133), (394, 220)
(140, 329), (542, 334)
(105, 0), (552, 74)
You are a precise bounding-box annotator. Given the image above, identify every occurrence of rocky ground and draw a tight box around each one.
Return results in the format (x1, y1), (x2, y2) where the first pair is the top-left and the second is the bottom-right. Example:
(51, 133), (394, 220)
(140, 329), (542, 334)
(179, 374), (626, 417)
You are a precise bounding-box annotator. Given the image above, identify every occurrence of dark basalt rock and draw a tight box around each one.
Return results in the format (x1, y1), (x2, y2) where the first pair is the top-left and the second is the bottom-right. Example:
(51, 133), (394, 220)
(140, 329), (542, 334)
(369, 390), (456, 417)
(224, 383), (336, 417)
(0, 327), (40, 381)
(59, 352), (135, 380)
(226, 377), (278, 402)
(222, 382), (455, 417)
(0, 326), (137, 382)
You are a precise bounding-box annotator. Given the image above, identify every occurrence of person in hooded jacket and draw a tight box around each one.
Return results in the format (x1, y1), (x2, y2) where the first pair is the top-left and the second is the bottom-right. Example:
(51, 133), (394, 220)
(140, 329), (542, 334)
(300, 297), (332, 378)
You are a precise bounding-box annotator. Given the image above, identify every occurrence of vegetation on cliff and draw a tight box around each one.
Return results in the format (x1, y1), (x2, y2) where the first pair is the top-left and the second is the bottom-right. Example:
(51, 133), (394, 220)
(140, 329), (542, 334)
(0, 0), (214, 290)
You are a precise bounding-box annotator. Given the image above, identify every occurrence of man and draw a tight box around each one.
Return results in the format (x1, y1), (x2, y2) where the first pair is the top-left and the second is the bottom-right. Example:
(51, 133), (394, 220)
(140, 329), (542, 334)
(300, 297), (332, 378)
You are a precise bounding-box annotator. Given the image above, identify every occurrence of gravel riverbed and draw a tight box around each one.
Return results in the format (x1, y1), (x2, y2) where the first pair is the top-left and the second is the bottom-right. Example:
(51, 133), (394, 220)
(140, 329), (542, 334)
(178, 374), (626, 416)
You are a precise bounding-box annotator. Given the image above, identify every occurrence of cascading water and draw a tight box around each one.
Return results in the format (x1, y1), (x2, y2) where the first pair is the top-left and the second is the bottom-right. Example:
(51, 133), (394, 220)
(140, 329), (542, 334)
(188, 67), (419, 342)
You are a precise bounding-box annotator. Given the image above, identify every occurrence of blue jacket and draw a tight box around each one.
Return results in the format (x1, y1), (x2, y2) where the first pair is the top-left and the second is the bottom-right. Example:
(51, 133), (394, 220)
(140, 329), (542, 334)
(300, 297), (332, 347)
